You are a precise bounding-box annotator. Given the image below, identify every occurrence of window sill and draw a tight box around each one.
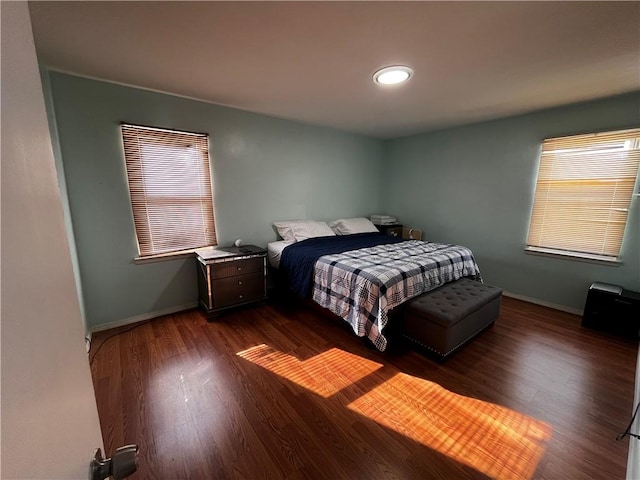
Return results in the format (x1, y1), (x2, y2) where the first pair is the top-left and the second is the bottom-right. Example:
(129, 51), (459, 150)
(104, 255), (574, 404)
(524, 247), (622, 266)
(134, 249), (199, 264)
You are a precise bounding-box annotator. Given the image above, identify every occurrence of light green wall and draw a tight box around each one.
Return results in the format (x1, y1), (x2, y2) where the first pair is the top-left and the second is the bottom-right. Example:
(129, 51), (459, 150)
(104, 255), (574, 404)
(47, 72), (384, 329)
(384, 92), (640, 311)
(40, 68), (88, 330)
(46, 70), (639, 327)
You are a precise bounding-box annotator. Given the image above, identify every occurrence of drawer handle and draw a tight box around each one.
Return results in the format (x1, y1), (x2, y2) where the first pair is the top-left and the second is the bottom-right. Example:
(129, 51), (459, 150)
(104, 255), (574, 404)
(237, 267), (242, 271)
(238, 281), (243, 285)
(239, 294), (244, 299)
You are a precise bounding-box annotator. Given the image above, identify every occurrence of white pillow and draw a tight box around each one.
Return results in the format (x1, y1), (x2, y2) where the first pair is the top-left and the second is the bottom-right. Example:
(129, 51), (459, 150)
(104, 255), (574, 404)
(274, 220), (311, 242)
(291, 221), (336, 241)
(329, 217), (379, 235)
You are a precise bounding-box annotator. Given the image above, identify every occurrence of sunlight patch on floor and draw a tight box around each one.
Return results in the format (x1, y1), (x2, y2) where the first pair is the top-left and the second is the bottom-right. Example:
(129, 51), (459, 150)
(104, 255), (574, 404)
(237, 344), (383, 398)
(347, 372), (552, 480)
(237, 344), (552, 479)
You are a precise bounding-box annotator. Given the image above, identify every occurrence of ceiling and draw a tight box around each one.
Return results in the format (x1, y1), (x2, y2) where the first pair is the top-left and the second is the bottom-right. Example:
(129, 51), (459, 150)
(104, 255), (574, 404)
(29, 1), (640, 139)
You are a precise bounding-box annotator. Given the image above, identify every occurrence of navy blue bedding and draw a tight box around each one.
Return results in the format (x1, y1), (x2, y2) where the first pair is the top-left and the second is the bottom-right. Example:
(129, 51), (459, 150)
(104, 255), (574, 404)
(279, 232), (405, 297)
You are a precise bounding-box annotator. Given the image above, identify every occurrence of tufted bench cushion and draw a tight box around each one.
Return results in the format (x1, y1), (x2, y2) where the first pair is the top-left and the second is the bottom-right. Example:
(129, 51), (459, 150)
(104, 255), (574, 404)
(403, 278), (502, 358)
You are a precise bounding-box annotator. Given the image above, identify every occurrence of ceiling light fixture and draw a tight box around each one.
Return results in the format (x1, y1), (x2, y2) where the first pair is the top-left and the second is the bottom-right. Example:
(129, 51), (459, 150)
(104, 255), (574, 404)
(373, 65), (413, 85)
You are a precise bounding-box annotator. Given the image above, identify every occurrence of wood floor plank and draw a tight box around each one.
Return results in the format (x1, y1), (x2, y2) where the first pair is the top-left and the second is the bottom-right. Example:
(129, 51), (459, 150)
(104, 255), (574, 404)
(90, 296), (638, 479)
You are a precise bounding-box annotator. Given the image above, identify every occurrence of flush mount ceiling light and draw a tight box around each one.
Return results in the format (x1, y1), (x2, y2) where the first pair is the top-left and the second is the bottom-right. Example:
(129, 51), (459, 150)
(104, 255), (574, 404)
(373, 65), (413, 85)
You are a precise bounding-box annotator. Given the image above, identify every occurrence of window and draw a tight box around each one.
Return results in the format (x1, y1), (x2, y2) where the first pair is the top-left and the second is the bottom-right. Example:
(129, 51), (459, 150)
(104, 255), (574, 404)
(121, 124), (216, 259)
(526, 128), (640, 262)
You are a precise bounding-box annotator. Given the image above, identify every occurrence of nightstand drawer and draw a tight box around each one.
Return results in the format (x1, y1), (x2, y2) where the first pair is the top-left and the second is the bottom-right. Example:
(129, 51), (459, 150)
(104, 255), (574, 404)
(196, 245), (267, 317)
(211, 273), (265, 309)
(210, 257), (264, 279)
(376, 224), (403, 237)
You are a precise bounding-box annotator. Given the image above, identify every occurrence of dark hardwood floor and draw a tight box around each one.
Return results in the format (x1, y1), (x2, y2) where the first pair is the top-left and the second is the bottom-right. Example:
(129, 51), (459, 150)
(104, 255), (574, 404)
(90, 296), (638, 479)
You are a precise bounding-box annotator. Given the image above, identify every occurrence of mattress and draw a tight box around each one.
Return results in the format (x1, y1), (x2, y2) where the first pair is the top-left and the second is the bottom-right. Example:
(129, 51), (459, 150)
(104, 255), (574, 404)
(267, 240), (294, 268)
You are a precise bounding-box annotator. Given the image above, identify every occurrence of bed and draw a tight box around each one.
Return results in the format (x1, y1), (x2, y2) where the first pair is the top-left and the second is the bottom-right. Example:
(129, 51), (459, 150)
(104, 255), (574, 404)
(272, 229), (481, 351)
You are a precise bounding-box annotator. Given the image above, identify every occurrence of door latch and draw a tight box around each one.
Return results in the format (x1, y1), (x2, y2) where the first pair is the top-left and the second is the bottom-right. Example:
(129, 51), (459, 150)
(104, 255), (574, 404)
(89, 444), (139, 480)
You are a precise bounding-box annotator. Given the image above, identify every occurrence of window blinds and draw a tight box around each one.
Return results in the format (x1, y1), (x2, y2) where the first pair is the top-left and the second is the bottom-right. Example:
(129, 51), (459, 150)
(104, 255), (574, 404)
(526, 128), (640, 260)
(121, 124), (216, 257)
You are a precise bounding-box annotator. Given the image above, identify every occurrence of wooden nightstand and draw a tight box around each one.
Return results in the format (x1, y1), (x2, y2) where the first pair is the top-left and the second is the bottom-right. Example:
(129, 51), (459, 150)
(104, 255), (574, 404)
(196, 245), (267, 318)
(376, 223), (403, 238)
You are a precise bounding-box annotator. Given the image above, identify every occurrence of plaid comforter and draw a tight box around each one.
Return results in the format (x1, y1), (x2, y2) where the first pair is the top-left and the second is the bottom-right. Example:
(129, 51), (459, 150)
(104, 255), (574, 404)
(312, 240), (481, 351)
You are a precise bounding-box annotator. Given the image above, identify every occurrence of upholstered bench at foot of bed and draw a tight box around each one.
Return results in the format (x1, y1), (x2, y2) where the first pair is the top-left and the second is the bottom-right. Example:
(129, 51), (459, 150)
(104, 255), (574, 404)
(403, 278), (503, 359)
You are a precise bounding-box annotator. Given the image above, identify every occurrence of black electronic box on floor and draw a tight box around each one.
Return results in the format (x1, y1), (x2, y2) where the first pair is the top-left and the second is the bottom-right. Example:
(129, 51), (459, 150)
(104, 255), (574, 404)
(582, 282), (640, 340)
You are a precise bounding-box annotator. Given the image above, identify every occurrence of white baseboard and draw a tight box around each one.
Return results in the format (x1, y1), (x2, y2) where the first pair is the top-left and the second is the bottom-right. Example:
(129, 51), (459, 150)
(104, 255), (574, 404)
(502, 291), (583, 316)
(89, 301), (199, 333)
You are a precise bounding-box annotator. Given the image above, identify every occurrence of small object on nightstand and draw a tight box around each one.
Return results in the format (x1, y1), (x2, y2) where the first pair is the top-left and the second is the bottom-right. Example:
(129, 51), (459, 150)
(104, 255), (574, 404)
(196, 245), (267, 319)
(402, 227), (423, 240)
(371, 215), (397, 225)
(371, 215), (402, 237)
